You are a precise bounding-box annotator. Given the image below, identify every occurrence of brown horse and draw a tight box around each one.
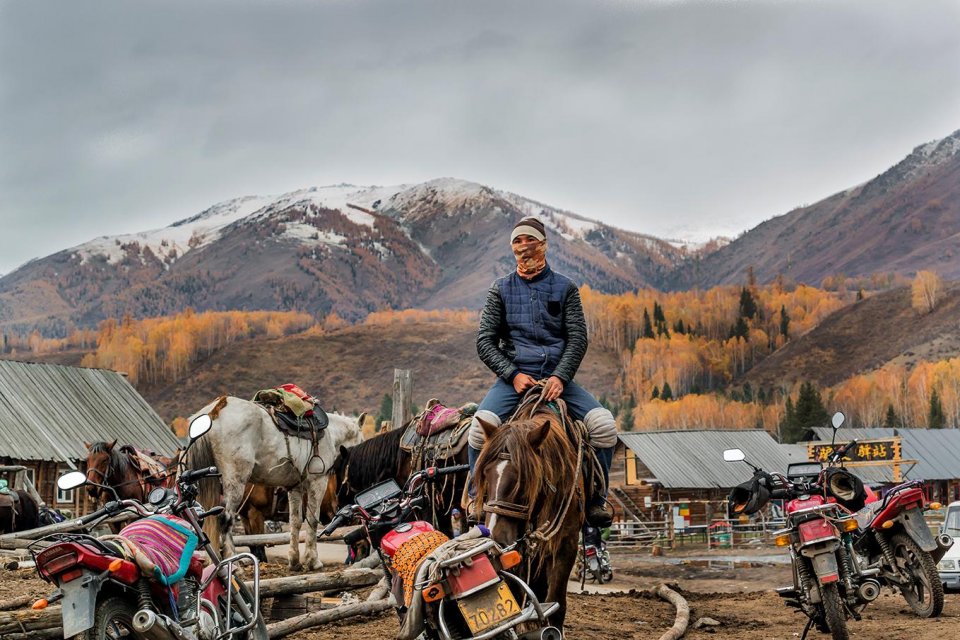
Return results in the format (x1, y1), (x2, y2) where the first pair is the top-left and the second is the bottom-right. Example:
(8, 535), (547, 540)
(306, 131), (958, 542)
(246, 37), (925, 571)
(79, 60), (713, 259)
(474, 398), (585, 631)
(83, 441), (174, 521)
(238, 477), (339, 563)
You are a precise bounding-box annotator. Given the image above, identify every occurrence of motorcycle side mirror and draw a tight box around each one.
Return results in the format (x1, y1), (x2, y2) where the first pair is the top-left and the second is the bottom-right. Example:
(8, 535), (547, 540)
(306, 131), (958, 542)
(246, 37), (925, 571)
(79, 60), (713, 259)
(57, 471), (88, 491)
(723, 449), (746, 463)
(189, 414), (213, 441)
(832, 412), (845, 430)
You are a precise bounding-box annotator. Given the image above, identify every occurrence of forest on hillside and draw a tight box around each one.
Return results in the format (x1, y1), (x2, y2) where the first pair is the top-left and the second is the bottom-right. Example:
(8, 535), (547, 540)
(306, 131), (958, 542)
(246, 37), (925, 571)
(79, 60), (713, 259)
(3, 272), (956, 441)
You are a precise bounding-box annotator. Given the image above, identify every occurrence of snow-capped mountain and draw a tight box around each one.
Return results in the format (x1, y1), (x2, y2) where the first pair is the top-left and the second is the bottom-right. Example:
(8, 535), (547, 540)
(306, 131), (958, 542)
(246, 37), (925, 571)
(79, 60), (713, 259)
(0, 178), (688, 334)
(668, 127), (960, 289)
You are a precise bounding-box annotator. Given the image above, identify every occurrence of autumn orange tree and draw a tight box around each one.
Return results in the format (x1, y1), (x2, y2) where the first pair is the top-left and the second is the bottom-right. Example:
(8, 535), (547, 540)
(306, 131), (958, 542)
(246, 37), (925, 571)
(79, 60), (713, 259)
(81, 309), (317, 384)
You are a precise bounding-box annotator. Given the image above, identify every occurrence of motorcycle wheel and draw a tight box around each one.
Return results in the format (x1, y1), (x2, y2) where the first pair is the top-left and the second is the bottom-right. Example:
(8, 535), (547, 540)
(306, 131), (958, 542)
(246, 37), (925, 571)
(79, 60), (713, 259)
(599, 567), (614, 584)
(76, 595), (137, 640)
(890, 532), (944, 618)
(820, 582), (849, 640)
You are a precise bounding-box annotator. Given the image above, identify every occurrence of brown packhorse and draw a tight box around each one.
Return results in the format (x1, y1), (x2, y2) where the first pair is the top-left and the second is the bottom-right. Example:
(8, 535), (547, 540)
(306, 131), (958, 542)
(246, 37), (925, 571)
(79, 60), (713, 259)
(475, 393), (587, 631)
(84, 441), (174, 531)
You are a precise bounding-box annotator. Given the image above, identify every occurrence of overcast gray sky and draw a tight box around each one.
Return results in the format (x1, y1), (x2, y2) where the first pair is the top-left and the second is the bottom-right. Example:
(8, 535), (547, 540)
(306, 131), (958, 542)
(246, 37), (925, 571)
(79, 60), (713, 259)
(1, 0), (959, 274)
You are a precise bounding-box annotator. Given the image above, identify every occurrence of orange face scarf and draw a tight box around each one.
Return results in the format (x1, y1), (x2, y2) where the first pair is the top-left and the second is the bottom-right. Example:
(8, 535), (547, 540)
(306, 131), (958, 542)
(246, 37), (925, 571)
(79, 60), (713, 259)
(513, 240), (547, 279)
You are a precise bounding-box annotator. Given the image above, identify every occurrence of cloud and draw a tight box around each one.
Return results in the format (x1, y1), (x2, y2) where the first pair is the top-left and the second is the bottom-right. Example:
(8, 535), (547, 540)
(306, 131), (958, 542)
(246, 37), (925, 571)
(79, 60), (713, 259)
(1, 0), (959, 273)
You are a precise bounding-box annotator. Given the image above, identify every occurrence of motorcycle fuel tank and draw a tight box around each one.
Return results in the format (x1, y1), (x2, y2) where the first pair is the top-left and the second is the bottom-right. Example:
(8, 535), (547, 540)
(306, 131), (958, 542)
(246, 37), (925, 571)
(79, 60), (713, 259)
(381, 520), (436, 558)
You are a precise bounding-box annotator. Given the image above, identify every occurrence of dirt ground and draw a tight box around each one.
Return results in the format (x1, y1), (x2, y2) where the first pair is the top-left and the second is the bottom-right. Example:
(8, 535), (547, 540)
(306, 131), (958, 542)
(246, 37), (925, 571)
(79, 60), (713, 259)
(5, 546), (960, 640)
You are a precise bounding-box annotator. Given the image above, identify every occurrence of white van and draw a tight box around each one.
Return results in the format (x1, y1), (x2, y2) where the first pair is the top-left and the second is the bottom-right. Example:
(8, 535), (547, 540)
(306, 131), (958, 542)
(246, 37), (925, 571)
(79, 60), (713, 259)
(939, 501), (960, 590)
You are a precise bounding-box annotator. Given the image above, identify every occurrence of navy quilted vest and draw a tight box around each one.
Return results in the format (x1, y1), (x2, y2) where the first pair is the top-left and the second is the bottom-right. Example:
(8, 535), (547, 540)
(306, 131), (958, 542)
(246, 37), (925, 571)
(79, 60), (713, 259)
(497, 265), (575, 379)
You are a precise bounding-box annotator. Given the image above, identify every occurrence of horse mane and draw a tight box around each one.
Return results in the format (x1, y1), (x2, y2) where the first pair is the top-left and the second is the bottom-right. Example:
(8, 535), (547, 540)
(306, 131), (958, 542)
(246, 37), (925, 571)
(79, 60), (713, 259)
(476, 404), (582, 567)
(343, 425), (407, 495)
(88, 441), (133, 479)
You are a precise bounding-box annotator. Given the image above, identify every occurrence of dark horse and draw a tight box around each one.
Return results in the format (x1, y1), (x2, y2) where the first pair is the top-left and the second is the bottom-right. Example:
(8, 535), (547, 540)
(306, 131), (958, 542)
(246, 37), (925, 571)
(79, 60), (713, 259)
(0, 489), (41, 534)
(84, 441), (173, 531)
(335, 422), (469, 540)
(474, 396), (586, 631)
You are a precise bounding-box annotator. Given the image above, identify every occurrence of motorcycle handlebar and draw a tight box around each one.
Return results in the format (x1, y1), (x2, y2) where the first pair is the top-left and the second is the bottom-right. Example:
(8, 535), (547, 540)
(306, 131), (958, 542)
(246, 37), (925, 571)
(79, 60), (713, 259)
(320, 514), (347, 537)
(180, 466), (219, 483)
(80, 499), (150, 525)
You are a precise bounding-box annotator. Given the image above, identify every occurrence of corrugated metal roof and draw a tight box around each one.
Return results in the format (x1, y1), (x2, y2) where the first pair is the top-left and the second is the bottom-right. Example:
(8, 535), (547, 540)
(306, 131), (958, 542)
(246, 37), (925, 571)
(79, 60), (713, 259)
(619, 430), (794, 489)
(807, 427), (960, 482)
(0, 360), (181, 462)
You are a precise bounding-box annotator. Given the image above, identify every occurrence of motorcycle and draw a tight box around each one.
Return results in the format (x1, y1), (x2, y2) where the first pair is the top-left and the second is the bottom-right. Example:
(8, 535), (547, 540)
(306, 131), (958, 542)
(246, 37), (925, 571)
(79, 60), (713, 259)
(30, 414), (266, 640)
(321, 464), (562, 640)
(577, 525), (613, 584)
(821, 415), (952, 618)
(725, 427), (871, 639)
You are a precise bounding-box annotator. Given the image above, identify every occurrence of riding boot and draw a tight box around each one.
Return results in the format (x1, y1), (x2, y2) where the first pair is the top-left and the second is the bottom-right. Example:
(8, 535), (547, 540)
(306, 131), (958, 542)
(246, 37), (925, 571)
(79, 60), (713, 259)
(587, 445), (614, 528)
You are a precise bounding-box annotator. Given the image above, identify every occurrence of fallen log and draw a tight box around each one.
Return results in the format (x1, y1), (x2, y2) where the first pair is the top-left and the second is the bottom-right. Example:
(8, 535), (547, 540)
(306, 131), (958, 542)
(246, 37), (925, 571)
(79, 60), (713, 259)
(233, 526), (359, 548)
(2, 560), (34, 571)
(0, 605), (62, 635)
(0, 595), (33, 612)
(0, 512), (136, 547)
(266, 598), (393, 639)
(655, 584), (690, 640)
(0, 627), (63, 640)
(249, 568), (382, 598)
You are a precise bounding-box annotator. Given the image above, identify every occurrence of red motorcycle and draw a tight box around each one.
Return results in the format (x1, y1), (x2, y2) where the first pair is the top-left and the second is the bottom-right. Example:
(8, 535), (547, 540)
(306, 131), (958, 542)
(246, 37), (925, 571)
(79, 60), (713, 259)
(30, 415), (266, 640)
(321, 464), (561, 640)
(725, 442), (869, 640)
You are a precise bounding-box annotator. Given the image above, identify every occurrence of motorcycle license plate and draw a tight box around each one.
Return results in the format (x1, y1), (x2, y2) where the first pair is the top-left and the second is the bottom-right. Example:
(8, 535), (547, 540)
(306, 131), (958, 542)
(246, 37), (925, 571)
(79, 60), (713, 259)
(457, 581), (521, 634)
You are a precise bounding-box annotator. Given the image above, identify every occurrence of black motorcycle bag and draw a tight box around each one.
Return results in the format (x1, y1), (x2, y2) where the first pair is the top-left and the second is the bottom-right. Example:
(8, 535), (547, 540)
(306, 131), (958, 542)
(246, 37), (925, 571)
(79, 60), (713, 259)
(728, 475), (770, 516)
(823, 467), (867, 511)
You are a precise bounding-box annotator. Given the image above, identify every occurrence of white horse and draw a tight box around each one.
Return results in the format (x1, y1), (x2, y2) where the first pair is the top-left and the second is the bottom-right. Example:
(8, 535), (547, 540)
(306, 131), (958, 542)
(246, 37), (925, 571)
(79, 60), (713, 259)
(187, 396), (364, 570)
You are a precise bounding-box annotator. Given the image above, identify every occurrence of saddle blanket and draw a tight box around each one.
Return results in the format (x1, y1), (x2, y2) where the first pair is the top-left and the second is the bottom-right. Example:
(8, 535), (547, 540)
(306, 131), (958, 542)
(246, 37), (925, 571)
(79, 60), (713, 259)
(400, 400), (476, 460)
(111, 514), (199, 585)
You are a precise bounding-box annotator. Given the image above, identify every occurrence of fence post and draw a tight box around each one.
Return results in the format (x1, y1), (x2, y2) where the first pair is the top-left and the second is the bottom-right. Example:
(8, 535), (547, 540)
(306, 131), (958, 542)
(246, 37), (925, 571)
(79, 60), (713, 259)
(392, 369), (413, 429)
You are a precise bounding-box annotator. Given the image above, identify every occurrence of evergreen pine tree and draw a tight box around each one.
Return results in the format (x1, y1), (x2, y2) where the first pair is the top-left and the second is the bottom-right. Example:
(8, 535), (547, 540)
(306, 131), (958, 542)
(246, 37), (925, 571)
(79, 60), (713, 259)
(651, 386), (660, 400)
(621, 403), (634, 430)
(661, 382), (674, 401)
(376, 393), (393, 430)
(742, 383), (753, 403)
(779, 305), (790, 340)
(788, 382), (829, 443)
(883, 404), (898, 429)
(739, 287), (758, 319)
(730, 316), (749, 340)
(653, 301), (665, 324)
(856, 289), (864, 301)
(642, 309), (655, 339)
(929, 389), (946, 429)
(675, 318), (686, 334)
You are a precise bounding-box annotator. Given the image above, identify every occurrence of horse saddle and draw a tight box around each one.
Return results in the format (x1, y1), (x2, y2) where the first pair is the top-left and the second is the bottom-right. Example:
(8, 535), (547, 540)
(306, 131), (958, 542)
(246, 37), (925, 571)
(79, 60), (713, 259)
(400, 400), (476, 462)
(253, 385), (329, 440)
(119, 446), (169, 485)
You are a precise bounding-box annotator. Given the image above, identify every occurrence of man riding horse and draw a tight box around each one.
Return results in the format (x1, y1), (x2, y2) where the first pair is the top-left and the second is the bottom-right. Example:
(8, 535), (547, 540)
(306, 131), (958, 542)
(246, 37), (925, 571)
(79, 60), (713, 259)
(467, 216), (618, 527)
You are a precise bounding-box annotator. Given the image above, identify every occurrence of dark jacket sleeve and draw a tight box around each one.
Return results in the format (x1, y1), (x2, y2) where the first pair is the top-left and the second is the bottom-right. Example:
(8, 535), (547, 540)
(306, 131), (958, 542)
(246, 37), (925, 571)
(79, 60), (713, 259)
(551, 285), (588, 383)
(476, 283), (518, 382)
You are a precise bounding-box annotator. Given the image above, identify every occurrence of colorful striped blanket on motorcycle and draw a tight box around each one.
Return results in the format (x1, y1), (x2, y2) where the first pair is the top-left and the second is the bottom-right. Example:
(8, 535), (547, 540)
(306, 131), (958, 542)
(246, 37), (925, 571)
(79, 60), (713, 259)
(108, 515), (199, 585)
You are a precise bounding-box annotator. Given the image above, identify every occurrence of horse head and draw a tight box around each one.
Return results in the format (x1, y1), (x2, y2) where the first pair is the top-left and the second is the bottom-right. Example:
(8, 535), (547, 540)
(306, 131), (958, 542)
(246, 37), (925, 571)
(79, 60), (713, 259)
(475, 406), (582, 566)
(83, 439), (117, 498)
(333, 444), (353, 507)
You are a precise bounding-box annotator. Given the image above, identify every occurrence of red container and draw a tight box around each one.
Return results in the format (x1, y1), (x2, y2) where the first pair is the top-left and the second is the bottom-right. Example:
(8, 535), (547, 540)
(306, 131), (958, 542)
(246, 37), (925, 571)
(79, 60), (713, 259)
(446, 553), (499, 597)
(381, 520), (436, 558)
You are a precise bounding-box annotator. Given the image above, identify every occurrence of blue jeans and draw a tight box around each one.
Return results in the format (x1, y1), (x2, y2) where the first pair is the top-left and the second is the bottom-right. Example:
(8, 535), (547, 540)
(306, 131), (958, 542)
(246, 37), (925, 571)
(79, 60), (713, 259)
(478, 378), (603, 422)
(467, 378), (610, 505)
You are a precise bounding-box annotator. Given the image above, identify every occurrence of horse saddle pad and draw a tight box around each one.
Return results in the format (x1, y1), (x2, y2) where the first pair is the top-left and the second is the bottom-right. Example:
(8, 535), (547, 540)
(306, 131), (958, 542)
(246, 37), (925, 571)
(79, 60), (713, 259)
(120, 446), (168, 483)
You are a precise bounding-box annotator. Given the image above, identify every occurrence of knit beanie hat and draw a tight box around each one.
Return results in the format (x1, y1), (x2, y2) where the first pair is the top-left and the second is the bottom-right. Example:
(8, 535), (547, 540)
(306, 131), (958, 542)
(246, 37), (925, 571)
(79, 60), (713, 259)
(510, 217), (546, 242)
